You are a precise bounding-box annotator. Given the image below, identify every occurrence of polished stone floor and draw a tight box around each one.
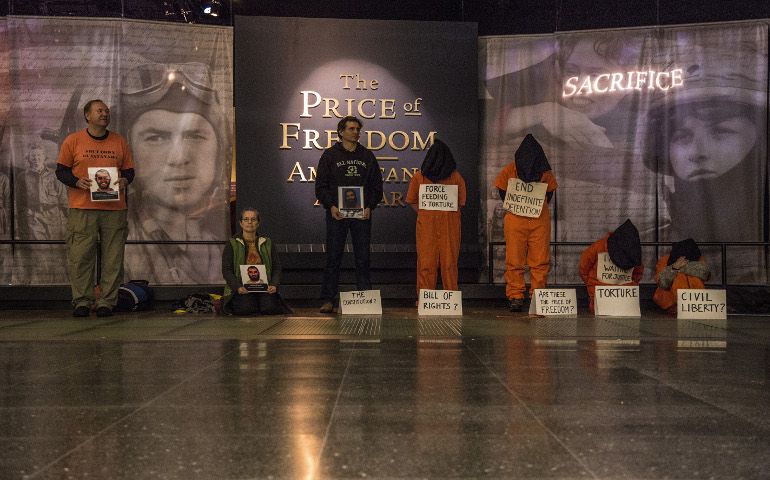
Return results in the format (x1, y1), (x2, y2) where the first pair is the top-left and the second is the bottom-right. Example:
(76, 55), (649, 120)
(1, 307), (769, 479)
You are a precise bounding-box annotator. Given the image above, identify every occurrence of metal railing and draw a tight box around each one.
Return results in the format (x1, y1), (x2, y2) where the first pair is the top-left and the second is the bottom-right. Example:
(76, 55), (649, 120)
(3, 239), (768, 288)
(488, 241), (770, 288)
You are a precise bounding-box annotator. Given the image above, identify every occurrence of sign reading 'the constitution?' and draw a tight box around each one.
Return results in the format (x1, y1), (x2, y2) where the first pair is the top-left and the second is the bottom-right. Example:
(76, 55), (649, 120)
(340, 290), (382, 315)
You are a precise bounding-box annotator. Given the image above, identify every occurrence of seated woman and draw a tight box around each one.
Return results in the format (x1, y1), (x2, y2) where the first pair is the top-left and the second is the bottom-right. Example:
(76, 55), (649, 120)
(579, 219), (644, 313)
(654, 238), (711, 314)
(221, 208), (289, 315)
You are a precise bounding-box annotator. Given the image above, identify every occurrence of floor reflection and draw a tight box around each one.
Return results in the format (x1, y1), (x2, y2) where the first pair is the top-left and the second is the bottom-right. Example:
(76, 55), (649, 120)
(0, 310), (769, 479)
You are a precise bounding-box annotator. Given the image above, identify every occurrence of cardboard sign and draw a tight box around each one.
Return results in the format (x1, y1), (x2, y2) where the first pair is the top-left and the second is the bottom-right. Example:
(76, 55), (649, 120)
(418, 184), (459, 211)
(88, 167), (120, 201)
(338, 186), (364, 218)
(594, 286), (640, 316)
(529, 288), (577, 316)
(677, 289), (727, 319)
(418, 289), (462, 316)
(240, 264), (268, 292)
(597, 252), (634, 285)
(503, 178), (547, 218)
(340, 290), (382, 315)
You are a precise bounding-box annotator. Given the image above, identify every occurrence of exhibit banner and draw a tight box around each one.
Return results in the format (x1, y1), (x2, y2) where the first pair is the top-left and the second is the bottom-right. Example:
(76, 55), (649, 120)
(481, 21), (768, 285)
(2, 17), (233, 285)
(234, 16), (478, 246)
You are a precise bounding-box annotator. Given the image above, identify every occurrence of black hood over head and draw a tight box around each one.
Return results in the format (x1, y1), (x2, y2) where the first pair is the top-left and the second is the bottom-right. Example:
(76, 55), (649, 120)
(421, 139), (456, 182)
(515, 134), (551, 183)
(667, 238), (702, 266)
(607, 219), (642, 270)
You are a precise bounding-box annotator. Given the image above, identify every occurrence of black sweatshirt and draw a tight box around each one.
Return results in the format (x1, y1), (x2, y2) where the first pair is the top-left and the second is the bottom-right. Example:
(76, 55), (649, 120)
(315, 142), (383, 212)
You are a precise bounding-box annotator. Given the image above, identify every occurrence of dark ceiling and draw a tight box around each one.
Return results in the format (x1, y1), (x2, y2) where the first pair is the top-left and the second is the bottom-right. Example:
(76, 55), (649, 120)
(3, 0), (769, 35)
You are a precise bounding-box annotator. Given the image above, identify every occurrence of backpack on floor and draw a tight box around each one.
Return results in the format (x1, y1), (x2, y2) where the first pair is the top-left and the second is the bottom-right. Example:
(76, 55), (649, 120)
(115, 280), (151, 312)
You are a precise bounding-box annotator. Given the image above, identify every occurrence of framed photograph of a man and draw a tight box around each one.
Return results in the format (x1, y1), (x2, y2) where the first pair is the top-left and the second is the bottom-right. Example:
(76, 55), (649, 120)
(88, 167), (120, 201)
(240, 264), (268, 292)
(338, 186), (364, 219)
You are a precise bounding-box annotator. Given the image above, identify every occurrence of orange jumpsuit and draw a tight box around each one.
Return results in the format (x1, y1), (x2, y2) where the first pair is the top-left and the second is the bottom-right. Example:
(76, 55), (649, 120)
(579, 235), (644, 313)
(406, 170), (466, 295)
(653, 254), (709, 314)
(494, 164), (558, 300)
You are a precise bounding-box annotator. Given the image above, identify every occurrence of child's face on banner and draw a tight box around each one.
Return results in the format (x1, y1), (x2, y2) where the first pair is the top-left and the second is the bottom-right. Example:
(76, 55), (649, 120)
(561, 39), (627, 121)
(131, 110), (218, 211)
(669, 114), (757, 181)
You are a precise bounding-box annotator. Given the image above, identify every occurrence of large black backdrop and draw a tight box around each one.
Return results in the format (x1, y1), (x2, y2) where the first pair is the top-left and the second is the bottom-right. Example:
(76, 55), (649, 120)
(234, 16), (478, 248)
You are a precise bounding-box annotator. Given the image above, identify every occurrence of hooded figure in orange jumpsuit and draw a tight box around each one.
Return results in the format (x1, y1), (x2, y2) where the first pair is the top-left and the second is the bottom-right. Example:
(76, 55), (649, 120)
(579, 219), (644, 313)
(654, 238), (711, 314)
(494, 134), (558, 312)
(406, 139), (466, 298)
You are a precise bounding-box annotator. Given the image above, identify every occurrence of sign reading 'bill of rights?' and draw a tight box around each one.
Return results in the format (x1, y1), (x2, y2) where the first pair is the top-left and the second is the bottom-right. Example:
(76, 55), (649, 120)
(340, 290), (382, 315)
(418, 289), (462, 316)
(503, 178), (547, 218)
(529, 289), (578, 316)
(677, 289), (727, 320)
(597, 252), (634, 285)
(418, 184), (458, 211)
(595, 285), (640, 316)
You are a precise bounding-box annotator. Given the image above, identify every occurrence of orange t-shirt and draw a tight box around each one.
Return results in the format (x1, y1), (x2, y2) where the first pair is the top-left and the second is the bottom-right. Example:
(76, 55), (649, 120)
(57, 129), (134, 210)
(493, 162), (557, 220)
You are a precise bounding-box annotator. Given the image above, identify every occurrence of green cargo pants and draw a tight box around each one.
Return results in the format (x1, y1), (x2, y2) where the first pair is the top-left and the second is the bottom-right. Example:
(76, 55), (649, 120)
(65, 208), (128, 309)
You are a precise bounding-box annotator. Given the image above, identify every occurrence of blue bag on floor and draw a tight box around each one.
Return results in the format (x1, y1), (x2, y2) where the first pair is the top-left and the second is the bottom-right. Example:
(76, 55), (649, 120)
(115, 280), (151, 312)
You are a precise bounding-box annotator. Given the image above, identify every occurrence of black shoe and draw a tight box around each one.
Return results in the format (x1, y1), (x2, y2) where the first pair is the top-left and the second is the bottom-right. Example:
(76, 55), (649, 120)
(509, 298), (524, 312)
(73, 306), (91, 317)
(96, 307), (113, 318)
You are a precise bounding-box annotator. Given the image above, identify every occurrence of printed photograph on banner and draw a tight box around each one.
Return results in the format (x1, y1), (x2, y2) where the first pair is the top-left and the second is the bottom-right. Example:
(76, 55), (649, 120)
(240, 264), (268, 292)
(338, 186), (364, 218)
(639, 27), (767, 284)
(481, 23), (767, 285)
(88, 167), (120, 202)
(503, 177), (546, 218)
(481, 30), (656, 284)
(119, 22), (233, 285)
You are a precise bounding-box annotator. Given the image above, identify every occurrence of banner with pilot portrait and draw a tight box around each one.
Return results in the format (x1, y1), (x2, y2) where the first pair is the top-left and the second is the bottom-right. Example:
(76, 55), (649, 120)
(3, 17), (233, 285)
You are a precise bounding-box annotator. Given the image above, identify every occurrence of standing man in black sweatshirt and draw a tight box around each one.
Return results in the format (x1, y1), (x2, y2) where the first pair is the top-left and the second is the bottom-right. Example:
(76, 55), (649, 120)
(315, 116), (384, 313)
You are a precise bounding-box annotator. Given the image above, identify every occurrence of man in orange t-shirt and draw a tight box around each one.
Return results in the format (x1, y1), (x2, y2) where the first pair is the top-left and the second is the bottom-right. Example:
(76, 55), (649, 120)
(56, 99), (135, 318)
